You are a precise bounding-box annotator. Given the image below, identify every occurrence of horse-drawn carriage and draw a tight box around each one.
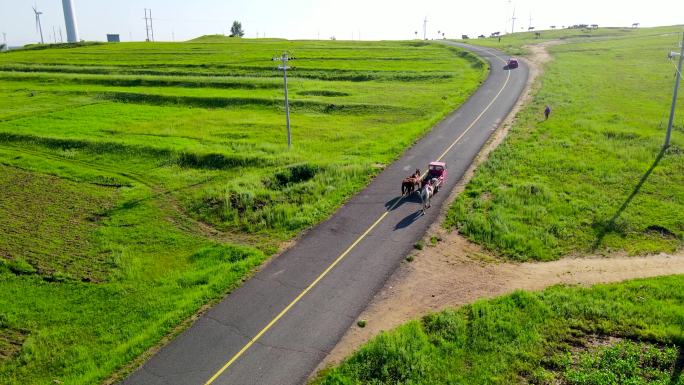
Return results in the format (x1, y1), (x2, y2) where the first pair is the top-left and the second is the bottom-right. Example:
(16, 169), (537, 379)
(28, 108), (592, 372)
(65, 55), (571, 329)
(401, 161), (447, 197)
(421, 162), (447, 193)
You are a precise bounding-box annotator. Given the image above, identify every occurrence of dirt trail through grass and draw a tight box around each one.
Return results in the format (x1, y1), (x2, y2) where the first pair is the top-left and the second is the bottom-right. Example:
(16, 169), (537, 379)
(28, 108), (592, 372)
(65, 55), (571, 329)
(316, 39), (684, 371)
(321, 233), (684, 367)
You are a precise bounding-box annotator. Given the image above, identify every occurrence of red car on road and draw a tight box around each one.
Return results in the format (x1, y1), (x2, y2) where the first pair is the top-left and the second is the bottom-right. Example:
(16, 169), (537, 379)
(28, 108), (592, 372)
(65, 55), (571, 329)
(507, 57), (519, 69)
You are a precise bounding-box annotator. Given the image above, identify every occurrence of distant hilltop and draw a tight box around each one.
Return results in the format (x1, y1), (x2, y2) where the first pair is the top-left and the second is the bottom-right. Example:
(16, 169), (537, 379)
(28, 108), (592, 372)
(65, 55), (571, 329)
(189, 34), (287, 43)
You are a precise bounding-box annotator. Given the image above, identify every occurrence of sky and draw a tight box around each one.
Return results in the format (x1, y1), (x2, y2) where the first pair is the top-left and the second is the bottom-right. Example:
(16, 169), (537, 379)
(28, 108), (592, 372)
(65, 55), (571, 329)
(1, 0), (683, 46)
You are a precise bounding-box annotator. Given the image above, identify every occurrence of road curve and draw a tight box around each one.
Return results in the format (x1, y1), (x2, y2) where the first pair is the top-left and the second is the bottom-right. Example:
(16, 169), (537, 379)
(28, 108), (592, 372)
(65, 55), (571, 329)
(120, 43), (528, 385)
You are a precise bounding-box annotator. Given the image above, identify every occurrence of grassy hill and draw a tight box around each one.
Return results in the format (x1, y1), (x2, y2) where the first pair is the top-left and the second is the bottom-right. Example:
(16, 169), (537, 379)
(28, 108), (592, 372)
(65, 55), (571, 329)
(447, 26), (684, 260)
(0, 38), (485, 384)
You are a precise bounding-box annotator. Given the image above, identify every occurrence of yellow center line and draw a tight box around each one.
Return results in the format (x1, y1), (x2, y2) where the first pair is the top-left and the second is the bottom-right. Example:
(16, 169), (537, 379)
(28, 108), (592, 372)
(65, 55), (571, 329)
(203, 48), (514, 385)
(437, 50), (510, 161)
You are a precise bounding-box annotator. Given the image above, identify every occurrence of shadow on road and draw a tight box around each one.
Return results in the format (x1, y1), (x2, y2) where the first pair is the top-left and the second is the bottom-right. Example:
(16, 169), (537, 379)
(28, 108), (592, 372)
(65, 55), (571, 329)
(385, 193), (420, 211)
(591, 147), (666, 250)
(394, 210), (423, 230)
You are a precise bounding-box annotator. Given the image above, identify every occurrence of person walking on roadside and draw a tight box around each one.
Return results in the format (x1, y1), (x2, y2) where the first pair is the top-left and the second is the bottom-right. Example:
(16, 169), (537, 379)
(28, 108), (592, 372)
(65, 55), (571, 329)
(544, 104), (551, 120)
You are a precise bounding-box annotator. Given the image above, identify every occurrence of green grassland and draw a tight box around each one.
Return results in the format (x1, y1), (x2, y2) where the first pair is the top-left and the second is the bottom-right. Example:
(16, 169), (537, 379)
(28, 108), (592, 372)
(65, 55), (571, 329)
(447, 26), (684, 261)
(0, 38), (485, 384)
(313, 275), (684, 385)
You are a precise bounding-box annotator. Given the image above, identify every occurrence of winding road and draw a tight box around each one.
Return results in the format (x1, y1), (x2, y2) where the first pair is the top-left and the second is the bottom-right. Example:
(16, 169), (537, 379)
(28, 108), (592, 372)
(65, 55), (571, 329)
(121, 43), (528, 385)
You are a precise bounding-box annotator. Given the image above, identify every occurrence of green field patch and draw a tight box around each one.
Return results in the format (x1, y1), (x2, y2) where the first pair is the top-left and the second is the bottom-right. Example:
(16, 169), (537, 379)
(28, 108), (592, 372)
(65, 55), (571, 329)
(314, 275), (684, 384)
(0, 133), (276, 176)
(551, 339), (682, 385)
(0, 38), (471, 81)
(188, 163), (370, 234)
(0, 326), (26, 363)
(447, 27), (684, 260)
(0, 165), (117, 281)
(92, 90), (403, 114)
(0, 71), (283, 90)
(0, 87), (97, 122)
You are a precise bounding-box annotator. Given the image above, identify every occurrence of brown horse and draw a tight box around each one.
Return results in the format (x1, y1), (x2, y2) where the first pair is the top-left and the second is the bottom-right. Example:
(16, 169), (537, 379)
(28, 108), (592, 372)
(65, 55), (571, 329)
(401, 169), (422, 195)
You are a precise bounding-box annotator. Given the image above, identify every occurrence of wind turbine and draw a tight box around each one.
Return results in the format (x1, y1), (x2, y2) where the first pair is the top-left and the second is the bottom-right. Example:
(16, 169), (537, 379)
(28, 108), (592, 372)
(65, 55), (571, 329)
(33, 5), (44, 44)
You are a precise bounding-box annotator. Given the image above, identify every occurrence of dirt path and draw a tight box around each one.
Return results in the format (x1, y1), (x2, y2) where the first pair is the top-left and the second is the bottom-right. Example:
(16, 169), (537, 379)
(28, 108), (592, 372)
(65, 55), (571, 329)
(319, 234), (684, 367)
(314, 41), (684, 372)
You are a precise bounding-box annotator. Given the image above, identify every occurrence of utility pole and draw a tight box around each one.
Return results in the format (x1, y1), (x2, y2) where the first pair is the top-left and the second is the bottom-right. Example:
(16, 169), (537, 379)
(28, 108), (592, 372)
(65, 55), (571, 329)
(53, 26), (57, 43)
(274, 53), (294, 148)
(144, 9), (150, 41)
(423, 17), (428, 40)
(150, 9), (155, 41)
(528, 13), (532, 31)
(59, 27), (63, 43)
(665, 32), (684, 148)
(144, 8), (154, 42)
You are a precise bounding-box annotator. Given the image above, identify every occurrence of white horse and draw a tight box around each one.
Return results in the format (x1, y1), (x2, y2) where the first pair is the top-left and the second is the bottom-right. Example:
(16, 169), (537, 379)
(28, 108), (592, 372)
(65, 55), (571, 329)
(419, 179), (436, 215)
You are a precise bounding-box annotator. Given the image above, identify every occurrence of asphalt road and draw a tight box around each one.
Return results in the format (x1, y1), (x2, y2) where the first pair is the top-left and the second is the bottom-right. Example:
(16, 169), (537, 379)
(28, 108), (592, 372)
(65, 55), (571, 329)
(121, 43), (528, 385)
